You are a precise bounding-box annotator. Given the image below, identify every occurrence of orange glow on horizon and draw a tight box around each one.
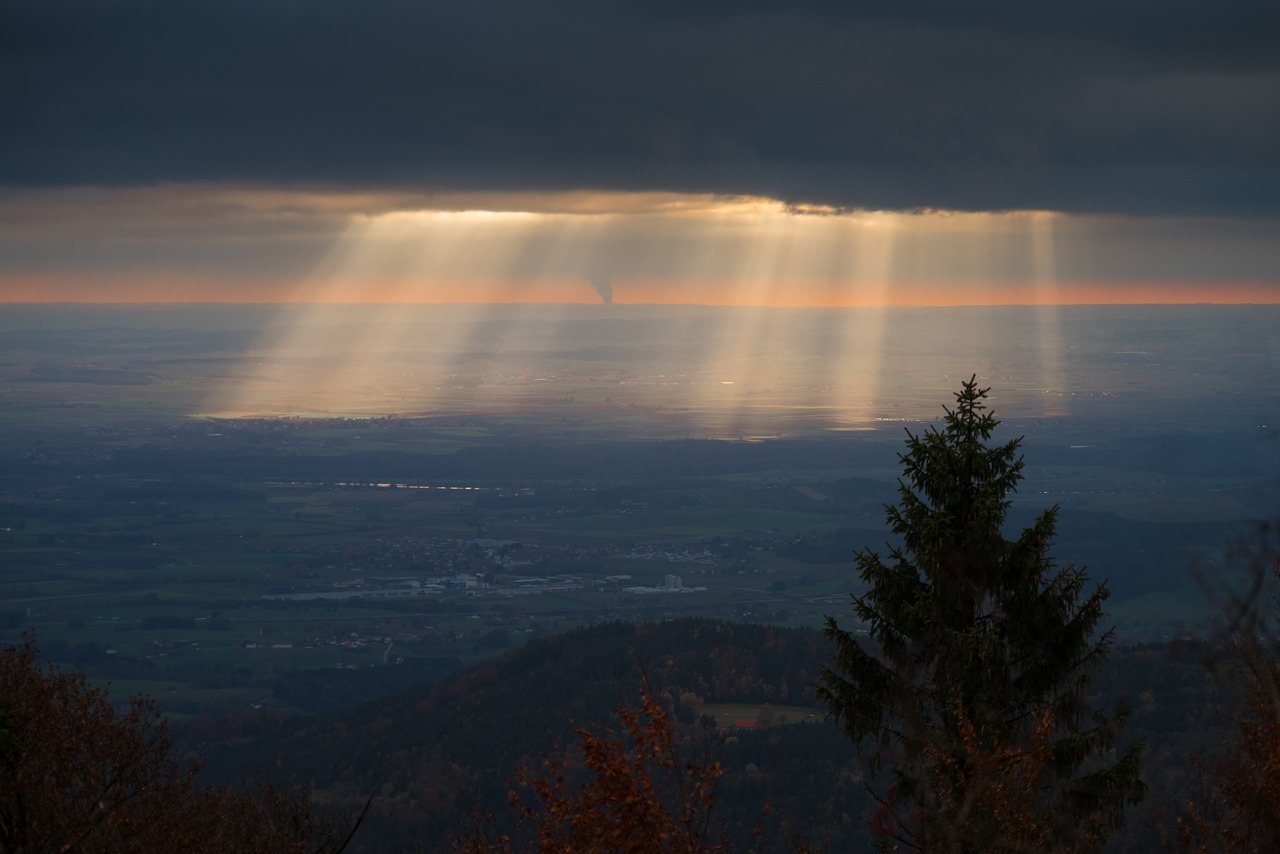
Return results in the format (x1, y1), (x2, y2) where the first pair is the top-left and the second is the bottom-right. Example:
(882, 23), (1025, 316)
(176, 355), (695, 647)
(2, 273), (1278, 307)
(619, 280), (1280, 307)
(0, 272), (293, 303)
(4, 189), (1277, 308)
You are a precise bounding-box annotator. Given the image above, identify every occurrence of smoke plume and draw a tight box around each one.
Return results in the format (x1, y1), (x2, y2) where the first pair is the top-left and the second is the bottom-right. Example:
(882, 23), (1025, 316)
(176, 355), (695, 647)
(588, 274), (613, 304)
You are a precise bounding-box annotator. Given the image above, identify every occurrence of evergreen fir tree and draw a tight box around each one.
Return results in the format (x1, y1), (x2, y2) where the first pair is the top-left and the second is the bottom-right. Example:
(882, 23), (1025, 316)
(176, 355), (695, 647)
(818, 377), (1144, 851)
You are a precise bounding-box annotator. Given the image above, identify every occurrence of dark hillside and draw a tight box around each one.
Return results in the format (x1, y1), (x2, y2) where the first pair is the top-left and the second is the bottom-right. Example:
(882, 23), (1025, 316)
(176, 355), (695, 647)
(199, 622), (1230, 851)
(216, 619), (867, 850)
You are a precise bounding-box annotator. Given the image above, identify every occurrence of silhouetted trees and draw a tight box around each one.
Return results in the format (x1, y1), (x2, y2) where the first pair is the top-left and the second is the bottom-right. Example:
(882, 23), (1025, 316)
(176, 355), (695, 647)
(0, 632), (366, 852)
(1179, 522), (1280, 852)
(819, 378), (1144, 850)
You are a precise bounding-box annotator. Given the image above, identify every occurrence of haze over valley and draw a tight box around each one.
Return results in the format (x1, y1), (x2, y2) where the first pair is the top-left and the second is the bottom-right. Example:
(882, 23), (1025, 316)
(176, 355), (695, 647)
(3, 302), (1273, 679)
(3, 1), (1279, 848)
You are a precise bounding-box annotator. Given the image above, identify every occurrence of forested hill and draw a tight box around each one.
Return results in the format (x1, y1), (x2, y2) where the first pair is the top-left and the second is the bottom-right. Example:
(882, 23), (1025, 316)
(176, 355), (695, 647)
(214, 619), (868, 850)
(200, 619), (1233, 851)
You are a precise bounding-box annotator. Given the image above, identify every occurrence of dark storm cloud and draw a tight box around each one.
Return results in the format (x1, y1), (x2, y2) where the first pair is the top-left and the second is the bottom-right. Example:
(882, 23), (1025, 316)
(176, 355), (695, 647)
(2, 0), (1277, 215)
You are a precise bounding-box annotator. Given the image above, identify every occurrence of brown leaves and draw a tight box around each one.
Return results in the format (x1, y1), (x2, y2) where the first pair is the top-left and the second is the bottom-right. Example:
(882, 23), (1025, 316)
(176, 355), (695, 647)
(0, 633), (199, 852)
(909, 702), (1101, 853)
(0, 632), (364, 853)
(1178, 521), (1280, 853)
(455, 674), (727, 854)
(515, 681), (724, 854)
(1178, 650), (1280, 852)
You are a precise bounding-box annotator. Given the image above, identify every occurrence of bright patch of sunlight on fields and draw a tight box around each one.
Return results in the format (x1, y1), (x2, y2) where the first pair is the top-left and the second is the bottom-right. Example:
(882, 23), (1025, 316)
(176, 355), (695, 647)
(204, 194), (1070, 425)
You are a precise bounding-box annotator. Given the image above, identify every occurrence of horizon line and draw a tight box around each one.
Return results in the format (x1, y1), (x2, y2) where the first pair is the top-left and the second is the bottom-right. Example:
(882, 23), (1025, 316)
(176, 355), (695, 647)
(2, 299), (1278, 309)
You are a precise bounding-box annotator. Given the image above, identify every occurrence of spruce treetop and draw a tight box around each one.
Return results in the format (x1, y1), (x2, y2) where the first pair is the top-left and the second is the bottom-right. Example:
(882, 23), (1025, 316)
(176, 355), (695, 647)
(888, 376), (1024, 595)
(818, 377), (1144, 850)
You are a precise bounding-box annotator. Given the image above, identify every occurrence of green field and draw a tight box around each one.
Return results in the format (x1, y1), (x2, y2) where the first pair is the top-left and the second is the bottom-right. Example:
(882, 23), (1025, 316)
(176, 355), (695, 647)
(701, 702), (824, 727)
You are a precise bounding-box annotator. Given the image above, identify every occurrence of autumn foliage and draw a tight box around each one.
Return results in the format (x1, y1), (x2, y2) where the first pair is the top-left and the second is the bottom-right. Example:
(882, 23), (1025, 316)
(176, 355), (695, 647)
(0, 632), (364, 853)
(1178, 524), (1280, 852)
(1178, 660), (1280, 852)
(455, 673), (731, 854)
(905, 702), (1105, 853)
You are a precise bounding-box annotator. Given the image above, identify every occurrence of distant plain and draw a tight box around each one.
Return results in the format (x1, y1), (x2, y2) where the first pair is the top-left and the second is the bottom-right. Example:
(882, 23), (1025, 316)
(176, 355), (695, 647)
(1, 303), (1275, 716)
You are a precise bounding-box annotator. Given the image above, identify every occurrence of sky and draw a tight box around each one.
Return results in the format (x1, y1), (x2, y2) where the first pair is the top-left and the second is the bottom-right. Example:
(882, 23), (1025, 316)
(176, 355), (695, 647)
(2, 0), (1279, 306)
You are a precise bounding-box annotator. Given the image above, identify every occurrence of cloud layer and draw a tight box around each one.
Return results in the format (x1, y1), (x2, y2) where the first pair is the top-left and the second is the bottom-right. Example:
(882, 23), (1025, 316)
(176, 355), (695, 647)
(4, 188), (1277, 304)
(4, 1), (1278, 215)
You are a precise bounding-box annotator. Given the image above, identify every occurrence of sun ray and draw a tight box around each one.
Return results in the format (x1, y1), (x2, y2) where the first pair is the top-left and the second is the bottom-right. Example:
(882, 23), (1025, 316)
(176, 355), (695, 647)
(819, 212), (898, 428)
(203, 194), (1117, 425)
(1030, 213), (1067, 416)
